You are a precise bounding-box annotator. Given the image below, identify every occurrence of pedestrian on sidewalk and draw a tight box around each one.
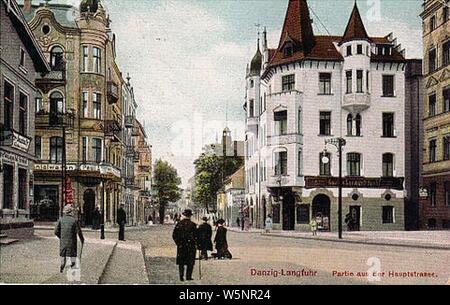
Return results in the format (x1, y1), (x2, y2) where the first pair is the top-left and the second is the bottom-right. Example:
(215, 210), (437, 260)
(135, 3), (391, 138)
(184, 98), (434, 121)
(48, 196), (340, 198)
(172, 209), (198, 282)
(214, 219), (232, 260)
(241, 216), (245, 231)
(117, 204), (127, 241)
(197, 217), (213, 260)
(265, 215), (273, 234)
(309, 218), (318, 236)
(55, 204), (85, 273)
(236, 217), (240, 229)
(92, 207), (101, 230)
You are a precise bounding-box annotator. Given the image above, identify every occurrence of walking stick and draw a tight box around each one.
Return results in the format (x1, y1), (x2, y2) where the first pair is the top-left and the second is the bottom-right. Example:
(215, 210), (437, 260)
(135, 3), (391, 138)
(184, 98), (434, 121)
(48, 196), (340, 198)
(198, 250), (202, 280)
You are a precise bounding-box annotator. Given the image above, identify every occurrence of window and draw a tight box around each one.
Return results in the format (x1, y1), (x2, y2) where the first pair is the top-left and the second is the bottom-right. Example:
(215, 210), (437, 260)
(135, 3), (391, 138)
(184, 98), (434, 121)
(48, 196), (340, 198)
(320, 112), (331, 136)
(444, 88), (450, 113)
(93, 93), (102, 119)
(366, 71), (370, 92)
(382, 153), (394, 177)
(83, 46), (89, 72)
(20, 48), (26, 67)
(272, 204), (281, 224)
(274, 151), (287, 176)
(92, 138), (102, 163)
(429, 48), (437, 73)
(3, 164), (14, 209)
(382, 206), (394, 224)
(429, 94), (437, 116)
(430, 183), (437, 207)
(355, 114), (362, 136)
(50, 46), (64, 70)
(35, 97), (43, 113)
(50, 137), (63, 164)
(347, 153), (361, 177)
(35, 136), (42, 159)
(284, 43), (293, 58)
(297, 205), (310, 224)
(382, 75), (395, 97)
(320, 152), (331, 176)
(445, 6), (449, 23)
(93, 47), (102, 73)
(274, 111), (287, 135)
(357, 70), (363, 93)
(430, 15), (437, 32)
(382, 113), (395, 137)
(429, 139), (437, 163)
(19, 92), (27, 135)
(347, 114), (353, 136)
(81, 92), (89, 118)
(18, 168), (27, 210)
(249, 99), (254, 117)
(445, 136), (450, 161)
(319, 73), (332, 95)
(297, 150), (302, 177)
(282, 74), (295, 92)
(346, 45), (352, 56)
(444, 41), (450, 67)
(4, 81), (14, 130)
(346, 70), (352, 93)
(49, 91), (64, 126)
(82, 137), (88, 162)
(357, 44), (363, 55)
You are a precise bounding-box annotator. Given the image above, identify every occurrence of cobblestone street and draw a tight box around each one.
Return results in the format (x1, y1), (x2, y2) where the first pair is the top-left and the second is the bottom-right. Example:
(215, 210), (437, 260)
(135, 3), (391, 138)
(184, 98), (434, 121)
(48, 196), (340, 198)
(133, 225), (450, 285)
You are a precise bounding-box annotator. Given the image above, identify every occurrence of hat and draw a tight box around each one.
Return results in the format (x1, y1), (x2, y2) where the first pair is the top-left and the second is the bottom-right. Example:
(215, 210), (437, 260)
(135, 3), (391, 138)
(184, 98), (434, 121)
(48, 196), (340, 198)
(63, 204), (74, 216)
(217, 219), (225, 225)
(182, 209), (193, 217)
(202, 216), (208, 222)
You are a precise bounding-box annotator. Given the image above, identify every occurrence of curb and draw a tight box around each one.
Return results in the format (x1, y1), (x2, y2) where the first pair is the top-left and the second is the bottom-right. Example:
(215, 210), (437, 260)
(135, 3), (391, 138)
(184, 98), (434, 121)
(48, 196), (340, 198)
(261, 233), (450, 251)
(97, 242), (118, 284)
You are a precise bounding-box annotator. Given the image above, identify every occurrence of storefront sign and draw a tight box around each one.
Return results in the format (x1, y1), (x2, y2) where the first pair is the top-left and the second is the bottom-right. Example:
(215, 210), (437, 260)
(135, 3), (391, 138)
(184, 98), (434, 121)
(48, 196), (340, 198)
(100, 164), (121, 178)
(34, 163), (77, 171)
(0, 151), (29, 166)
(1, 130), (31, 152)
(305, 176), (405, 191)
(419, 187), (429, 199)
(79, 164), (99, 172)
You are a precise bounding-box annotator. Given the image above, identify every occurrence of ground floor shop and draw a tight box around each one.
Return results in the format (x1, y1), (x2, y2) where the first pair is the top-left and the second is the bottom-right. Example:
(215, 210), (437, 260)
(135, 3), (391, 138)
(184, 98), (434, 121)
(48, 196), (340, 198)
(420, 174), (450, 230)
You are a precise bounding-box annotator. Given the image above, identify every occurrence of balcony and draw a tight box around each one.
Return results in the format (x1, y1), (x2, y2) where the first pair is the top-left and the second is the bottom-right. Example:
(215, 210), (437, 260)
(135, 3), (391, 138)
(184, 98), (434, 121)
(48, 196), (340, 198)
(36, 70), (66, 93)
(107, 81), (119, 104)
(35, 111), (75, 129)
(125, 177), (135, 188)
(125, 115), (135, 128)
(104, 119), (122, 141)
(343, 93), (371, 113)
(126, 146), (140, 161)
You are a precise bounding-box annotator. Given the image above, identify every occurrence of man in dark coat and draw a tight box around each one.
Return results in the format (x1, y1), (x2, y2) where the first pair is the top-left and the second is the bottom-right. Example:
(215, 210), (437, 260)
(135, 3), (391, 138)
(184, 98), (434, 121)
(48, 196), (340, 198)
(92, 207), (101, 230)
(117, 204), (127, 241)
(172, 209), (197, 281)
(55, 204), (85, 273)
(197, 217), (213, 260)
(214, 219), (232, 260)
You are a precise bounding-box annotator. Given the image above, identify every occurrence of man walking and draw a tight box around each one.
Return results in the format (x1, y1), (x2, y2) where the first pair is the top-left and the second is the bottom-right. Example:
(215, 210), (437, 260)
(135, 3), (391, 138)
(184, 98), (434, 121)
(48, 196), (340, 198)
(172, 209), (197, 281)
(197, 217), (213, 260)
(55, 205), (85, 273)
(117, 204), (127, 241)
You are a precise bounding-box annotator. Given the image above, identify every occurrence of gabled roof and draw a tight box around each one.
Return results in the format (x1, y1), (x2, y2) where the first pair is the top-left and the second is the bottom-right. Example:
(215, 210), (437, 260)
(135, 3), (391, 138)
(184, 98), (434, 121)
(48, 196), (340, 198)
(339, 2), (371, 45)
(1, 0), (50, 73)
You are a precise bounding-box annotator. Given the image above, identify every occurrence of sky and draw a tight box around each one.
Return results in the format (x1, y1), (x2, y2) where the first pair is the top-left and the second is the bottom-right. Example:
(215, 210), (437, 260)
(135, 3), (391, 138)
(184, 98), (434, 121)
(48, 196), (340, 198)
(41, 0), (423, 187)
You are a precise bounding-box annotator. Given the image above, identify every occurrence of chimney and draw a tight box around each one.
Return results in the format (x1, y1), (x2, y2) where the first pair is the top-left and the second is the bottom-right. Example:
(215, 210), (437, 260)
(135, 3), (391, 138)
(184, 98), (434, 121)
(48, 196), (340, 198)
(24, 0), (31, 13)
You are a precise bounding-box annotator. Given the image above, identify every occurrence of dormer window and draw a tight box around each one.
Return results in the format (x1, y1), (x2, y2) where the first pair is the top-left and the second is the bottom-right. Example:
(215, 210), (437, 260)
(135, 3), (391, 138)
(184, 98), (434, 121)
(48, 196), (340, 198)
(284, 42), (294, 58)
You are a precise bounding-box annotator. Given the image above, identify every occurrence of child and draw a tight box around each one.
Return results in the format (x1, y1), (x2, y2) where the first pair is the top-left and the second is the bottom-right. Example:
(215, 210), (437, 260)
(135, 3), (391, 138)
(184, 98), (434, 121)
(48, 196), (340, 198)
(309, 218), (318, 236)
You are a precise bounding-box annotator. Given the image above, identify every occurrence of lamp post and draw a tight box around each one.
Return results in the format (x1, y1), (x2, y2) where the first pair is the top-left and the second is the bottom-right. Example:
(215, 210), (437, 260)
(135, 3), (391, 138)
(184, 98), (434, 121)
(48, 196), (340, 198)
(322, 138), (346, 239)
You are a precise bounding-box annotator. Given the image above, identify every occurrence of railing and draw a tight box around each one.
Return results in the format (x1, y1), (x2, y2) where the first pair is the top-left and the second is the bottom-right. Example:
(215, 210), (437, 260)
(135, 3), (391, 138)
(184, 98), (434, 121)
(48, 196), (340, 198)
(104, 119), (122, 139)
(36, 70), (66, 93)
(35, 111), (75, 129)
(107, 81), (119, 104)
(125, 177), (135, 187)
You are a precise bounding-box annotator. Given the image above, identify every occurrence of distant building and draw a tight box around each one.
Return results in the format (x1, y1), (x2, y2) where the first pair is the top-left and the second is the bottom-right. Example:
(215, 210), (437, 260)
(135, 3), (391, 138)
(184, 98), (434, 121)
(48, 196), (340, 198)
(223, 166), (245, 227)
(420, 0), (450, 230)
(244, 0), (411, 232)
(0, 0), (50, 236)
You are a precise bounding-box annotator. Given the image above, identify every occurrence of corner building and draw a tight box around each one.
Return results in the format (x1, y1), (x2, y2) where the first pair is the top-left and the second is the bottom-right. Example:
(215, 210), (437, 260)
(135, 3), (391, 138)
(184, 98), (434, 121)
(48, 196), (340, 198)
(244, 0), (410, 231)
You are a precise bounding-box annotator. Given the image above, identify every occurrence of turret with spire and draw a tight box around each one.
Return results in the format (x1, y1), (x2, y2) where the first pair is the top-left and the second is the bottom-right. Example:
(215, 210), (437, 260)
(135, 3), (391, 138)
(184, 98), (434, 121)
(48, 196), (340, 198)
(339, 1), (372, 46)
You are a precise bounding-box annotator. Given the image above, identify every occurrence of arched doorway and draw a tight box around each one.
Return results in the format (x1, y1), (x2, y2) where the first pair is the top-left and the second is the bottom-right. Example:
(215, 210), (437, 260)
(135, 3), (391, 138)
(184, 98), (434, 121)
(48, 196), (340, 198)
(83, 189), (96, 227)
(312, 194), (331, 231)
(282, 192), (295, 231)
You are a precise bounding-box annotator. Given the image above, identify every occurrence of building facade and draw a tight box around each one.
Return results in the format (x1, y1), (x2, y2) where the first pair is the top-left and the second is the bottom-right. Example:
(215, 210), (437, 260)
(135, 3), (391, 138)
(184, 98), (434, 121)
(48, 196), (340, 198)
(0, 0), (50, 235)
(420, 0), (450, 230)
(244, 0), (410, 232)
(20, 0), (151, 227)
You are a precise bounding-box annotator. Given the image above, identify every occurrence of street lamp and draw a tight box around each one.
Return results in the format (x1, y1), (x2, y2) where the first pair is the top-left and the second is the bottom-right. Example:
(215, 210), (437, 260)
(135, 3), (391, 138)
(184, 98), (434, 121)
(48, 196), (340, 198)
(322, 137), (346, 239)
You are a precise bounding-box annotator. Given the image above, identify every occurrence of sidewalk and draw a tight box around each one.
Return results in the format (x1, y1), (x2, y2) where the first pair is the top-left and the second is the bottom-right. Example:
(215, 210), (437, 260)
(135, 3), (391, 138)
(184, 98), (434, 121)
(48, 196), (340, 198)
(0, 233), (148, 284)
(228, 227), (450, 250)
(34, 223), (152, 233)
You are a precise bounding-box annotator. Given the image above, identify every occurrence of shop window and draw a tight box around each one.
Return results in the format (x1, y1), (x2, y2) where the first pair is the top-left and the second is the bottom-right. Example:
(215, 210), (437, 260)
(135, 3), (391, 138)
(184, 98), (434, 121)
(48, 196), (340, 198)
(296, 205), (310, 224)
